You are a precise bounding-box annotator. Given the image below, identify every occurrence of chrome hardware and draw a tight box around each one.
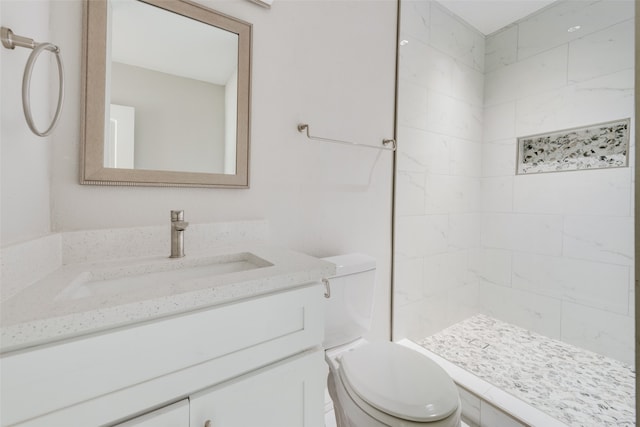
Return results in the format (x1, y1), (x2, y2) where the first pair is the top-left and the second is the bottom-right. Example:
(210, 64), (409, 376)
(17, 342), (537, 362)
(323, 278), (331, 298)
(297, 123), (396, 152)
(170, 210), (189, 258)
(1, 27), (64, 137)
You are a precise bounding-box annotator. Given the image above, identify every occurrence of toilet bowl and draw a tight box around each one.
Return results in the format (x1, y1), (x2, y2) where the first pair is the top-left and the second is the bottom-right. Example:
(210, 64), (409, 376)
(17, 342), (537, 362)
(322, 255), (461, 427)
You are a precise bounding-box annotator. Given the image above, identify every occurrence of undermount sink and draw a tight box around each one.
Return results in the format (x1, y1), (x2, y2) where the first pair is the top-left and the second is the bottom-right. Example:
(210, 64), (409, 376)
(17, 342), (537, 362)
(56, 252), (273, 301)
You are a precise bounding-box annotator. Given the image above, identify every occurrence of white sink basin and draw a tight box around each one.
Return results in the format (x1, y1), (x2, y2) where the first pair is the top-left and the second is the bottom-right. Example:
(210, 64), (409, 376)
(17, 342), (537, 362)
(56, 252), (273, 301)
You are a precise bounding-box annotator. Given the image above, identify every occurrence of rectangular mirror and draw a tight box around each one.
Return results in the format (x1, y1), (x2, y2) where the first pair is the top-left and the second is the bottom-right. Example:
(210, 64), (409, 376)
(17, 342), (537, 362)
(81, 0), (251, 188)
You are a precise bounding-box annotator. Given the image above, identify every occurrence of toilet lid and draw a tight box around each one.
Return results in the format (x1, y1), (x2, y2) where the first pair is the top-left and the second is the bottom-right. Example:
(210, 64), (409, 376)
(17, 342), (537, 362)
(339, 342), (459, 422)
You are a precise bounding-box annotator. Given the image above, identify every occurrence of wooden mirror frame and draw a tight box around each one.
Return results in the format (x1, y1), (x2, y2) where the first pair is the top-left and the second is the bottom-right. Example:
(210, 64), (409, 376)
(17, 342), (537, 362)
(81, 0), (251, 188)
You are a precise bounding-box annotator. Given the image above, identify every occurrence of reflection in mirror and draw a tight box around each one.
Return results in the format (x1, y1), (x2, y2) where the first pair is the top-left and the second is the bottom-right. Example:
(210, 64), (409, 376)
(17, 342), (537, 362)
(81, 0), (251, 187)
(108, 0), (238, 174)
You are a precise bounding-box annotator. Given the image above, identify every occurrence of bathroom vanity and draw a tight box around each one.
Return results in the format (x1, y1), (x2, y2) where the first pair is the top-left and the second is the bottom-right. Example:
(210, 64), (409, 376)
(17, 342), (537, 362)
(0, 239), (334, 427)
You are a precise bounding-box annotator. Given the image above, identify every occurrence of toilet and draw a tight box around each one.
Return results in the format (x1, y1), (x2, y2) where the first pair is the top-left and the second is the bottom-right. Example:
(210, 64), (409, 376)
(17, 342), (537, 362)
(322, 254), (461, 427)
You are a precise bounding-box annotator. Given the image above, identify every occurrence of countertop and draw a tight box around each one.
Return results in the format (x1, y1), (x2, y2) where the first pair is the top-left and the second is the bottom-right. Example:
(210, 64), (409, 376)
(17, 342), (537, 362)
(1, 244), (335, 354)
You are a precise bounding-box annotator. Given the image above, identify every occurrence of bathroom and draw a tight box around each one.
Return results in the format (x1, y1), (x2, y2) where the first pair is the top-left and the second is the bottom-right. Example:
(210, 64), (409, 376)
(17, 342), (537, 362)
(0, 0), (635, 426)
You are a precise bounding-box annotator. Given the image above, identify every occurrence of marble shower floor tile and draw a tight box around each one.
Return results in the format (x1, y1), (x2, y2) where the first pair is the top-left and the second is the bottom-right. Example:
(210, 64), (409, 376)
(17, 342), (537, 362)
(418, 314), (635, 427)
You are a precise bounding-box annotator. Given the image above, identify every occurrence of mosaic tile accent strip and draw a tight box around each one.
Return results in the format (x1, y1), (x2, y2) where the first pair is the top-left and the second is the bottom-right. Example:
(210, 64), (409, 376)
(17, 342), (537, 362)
(517, 119), (630, 174)
(418, 314), (635, 427)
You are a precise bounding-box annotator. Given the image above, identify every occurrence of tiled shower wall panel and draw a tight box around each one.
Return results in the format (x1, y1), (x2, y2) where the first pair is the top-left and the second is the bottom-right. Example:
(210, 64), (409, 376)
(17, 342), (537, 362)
(457, 386), (529, 427)
(394, 0), (484, 340)
(479, 0), (635, 365)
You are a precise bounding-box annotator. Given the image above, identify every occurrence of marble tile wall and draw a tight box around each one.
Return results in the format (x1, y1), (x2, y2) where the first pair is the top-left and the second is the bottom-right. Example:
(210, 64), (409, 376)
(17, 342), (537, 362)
(395, 0), (635, 365)
(480, 0), (635, 365)
(394, 0), (484, 339)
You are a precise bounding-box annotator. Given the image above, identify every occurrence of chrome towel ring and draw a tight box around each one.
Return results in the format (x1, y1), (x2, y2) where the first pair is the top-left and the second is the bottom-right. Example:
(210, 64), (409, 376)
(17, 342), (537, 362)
(1, 27), (64, 137)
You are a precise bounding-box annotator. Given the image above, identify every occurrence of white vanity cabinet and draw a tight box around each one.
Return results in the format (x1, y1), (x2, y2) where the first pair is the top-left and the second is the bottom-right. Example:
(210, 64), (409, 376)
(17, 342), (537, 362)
(113, 348), (325, 427)
(0, 284), (325, 427)
(190, 350), (324, 427)
(114, 400), (190, 427)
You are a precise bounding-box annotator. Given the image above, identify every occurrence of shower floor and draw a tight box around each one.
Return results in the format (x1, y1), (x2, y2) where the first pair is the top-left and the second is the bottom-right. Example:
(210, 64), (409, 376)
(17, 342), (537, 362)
(417, 314), (635, 427)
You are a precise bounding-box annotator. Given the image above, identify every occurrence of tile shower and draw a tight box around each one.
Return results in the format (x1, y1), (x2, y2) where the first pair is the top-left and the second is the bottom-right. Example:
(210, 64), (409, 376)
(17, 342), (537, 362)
(394, 0), (635, 425)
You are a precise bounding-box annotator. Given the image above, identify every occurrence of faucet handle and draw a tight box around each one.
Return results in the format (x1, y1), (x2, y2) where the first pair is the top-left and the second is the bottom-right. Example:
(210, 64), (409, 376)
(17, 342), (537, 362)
(173, 221), (189, 231)
(171, 210), (184, 221)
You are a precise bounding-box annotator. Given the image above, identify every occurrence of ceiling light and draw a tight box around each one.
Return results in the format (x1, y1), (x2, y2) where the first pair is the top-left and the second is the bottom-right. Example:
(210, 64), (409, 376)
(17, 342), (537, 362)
(400, 40), (409, 46)
(567, 25), (581, 33)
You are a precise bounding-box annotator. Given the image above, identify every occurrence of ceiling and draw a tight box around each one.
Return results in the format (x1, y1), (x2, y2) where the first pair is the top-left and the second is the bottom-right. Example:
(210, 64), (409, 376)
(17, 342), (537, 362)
(108, 0), (560, 83)
(438, 0), (558, 35)
(110, 0), (238, 86)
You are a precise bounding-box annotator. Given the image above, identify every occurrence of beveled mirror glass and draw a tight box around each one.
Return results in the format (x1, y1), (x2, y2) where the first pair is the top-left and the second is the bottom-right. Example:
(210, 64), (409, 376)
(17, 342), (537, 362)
(81, 0), (251, 187)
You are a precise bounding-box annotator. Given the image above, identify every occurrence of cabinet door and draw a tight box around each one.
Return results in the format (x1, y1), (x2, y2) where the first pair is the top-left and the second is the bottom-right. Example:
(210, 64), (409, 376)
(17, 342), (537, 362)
(114, 400), (189, 427)
(190, 349), (325, 427)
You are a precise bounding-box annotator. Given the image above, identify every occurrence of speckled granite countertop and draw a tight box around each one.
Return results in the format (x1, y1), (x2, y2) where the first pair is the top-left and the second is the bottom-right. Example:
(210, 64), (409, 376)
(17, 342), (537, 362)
(1, 244), (335, 354)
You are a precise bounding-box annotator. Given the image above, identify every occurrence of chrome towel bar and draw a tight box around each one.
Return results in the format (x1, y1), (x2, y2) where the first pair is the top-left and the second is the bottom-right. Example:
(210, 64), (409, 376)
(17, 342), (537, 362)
(297, 123), (396, 152)
(1, 26), (64, 137)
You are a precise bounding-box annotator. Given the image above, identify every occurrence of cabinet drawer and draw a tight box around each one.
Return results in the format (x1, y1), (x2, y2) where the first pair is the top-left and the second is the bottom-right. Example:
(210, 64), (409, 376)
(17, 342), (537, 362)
(1, 284), (323, 426)
(114, 400), (189, 427)
(190, 349), (326, 427)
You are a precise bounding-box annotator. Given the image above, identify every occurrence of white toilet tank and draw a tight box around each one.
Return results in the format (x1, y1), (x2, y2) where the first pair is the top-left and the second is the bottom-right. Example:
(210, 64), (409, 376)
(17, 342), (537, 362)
(322, 254), (376, 349)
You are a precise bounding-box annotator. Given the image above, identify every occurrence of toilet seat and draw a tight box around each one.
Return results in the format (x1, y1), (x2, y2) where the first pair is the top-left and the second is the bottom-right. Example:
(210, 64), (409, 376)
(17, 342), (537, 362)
(338, 342), (459, 424)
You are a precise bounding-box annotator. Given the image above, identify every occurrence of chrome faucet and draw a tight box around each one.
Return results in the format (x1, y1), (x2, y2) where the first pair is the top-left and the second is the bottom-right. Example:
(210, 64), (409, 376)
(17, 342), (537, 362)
(170, 210), (189, 258)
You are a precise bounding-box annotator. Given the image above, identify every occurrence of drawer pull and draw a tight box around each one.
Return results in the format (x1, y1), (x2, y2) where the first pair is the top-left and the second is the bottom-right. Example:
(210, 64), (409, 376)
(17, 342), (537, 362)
(204, 420), (212, 427)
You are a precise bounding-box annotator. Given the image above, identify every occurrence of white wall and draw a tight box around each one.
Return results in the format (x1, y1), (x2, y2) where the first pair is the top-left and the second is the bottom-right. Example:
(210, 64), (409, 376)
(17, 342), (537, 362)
(393, 0), (484, 340)
(111, 62), (226, 173)
(1, 0), (397, 341)
(1, 0), (53, 245)
(480, 0), (635, 365)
